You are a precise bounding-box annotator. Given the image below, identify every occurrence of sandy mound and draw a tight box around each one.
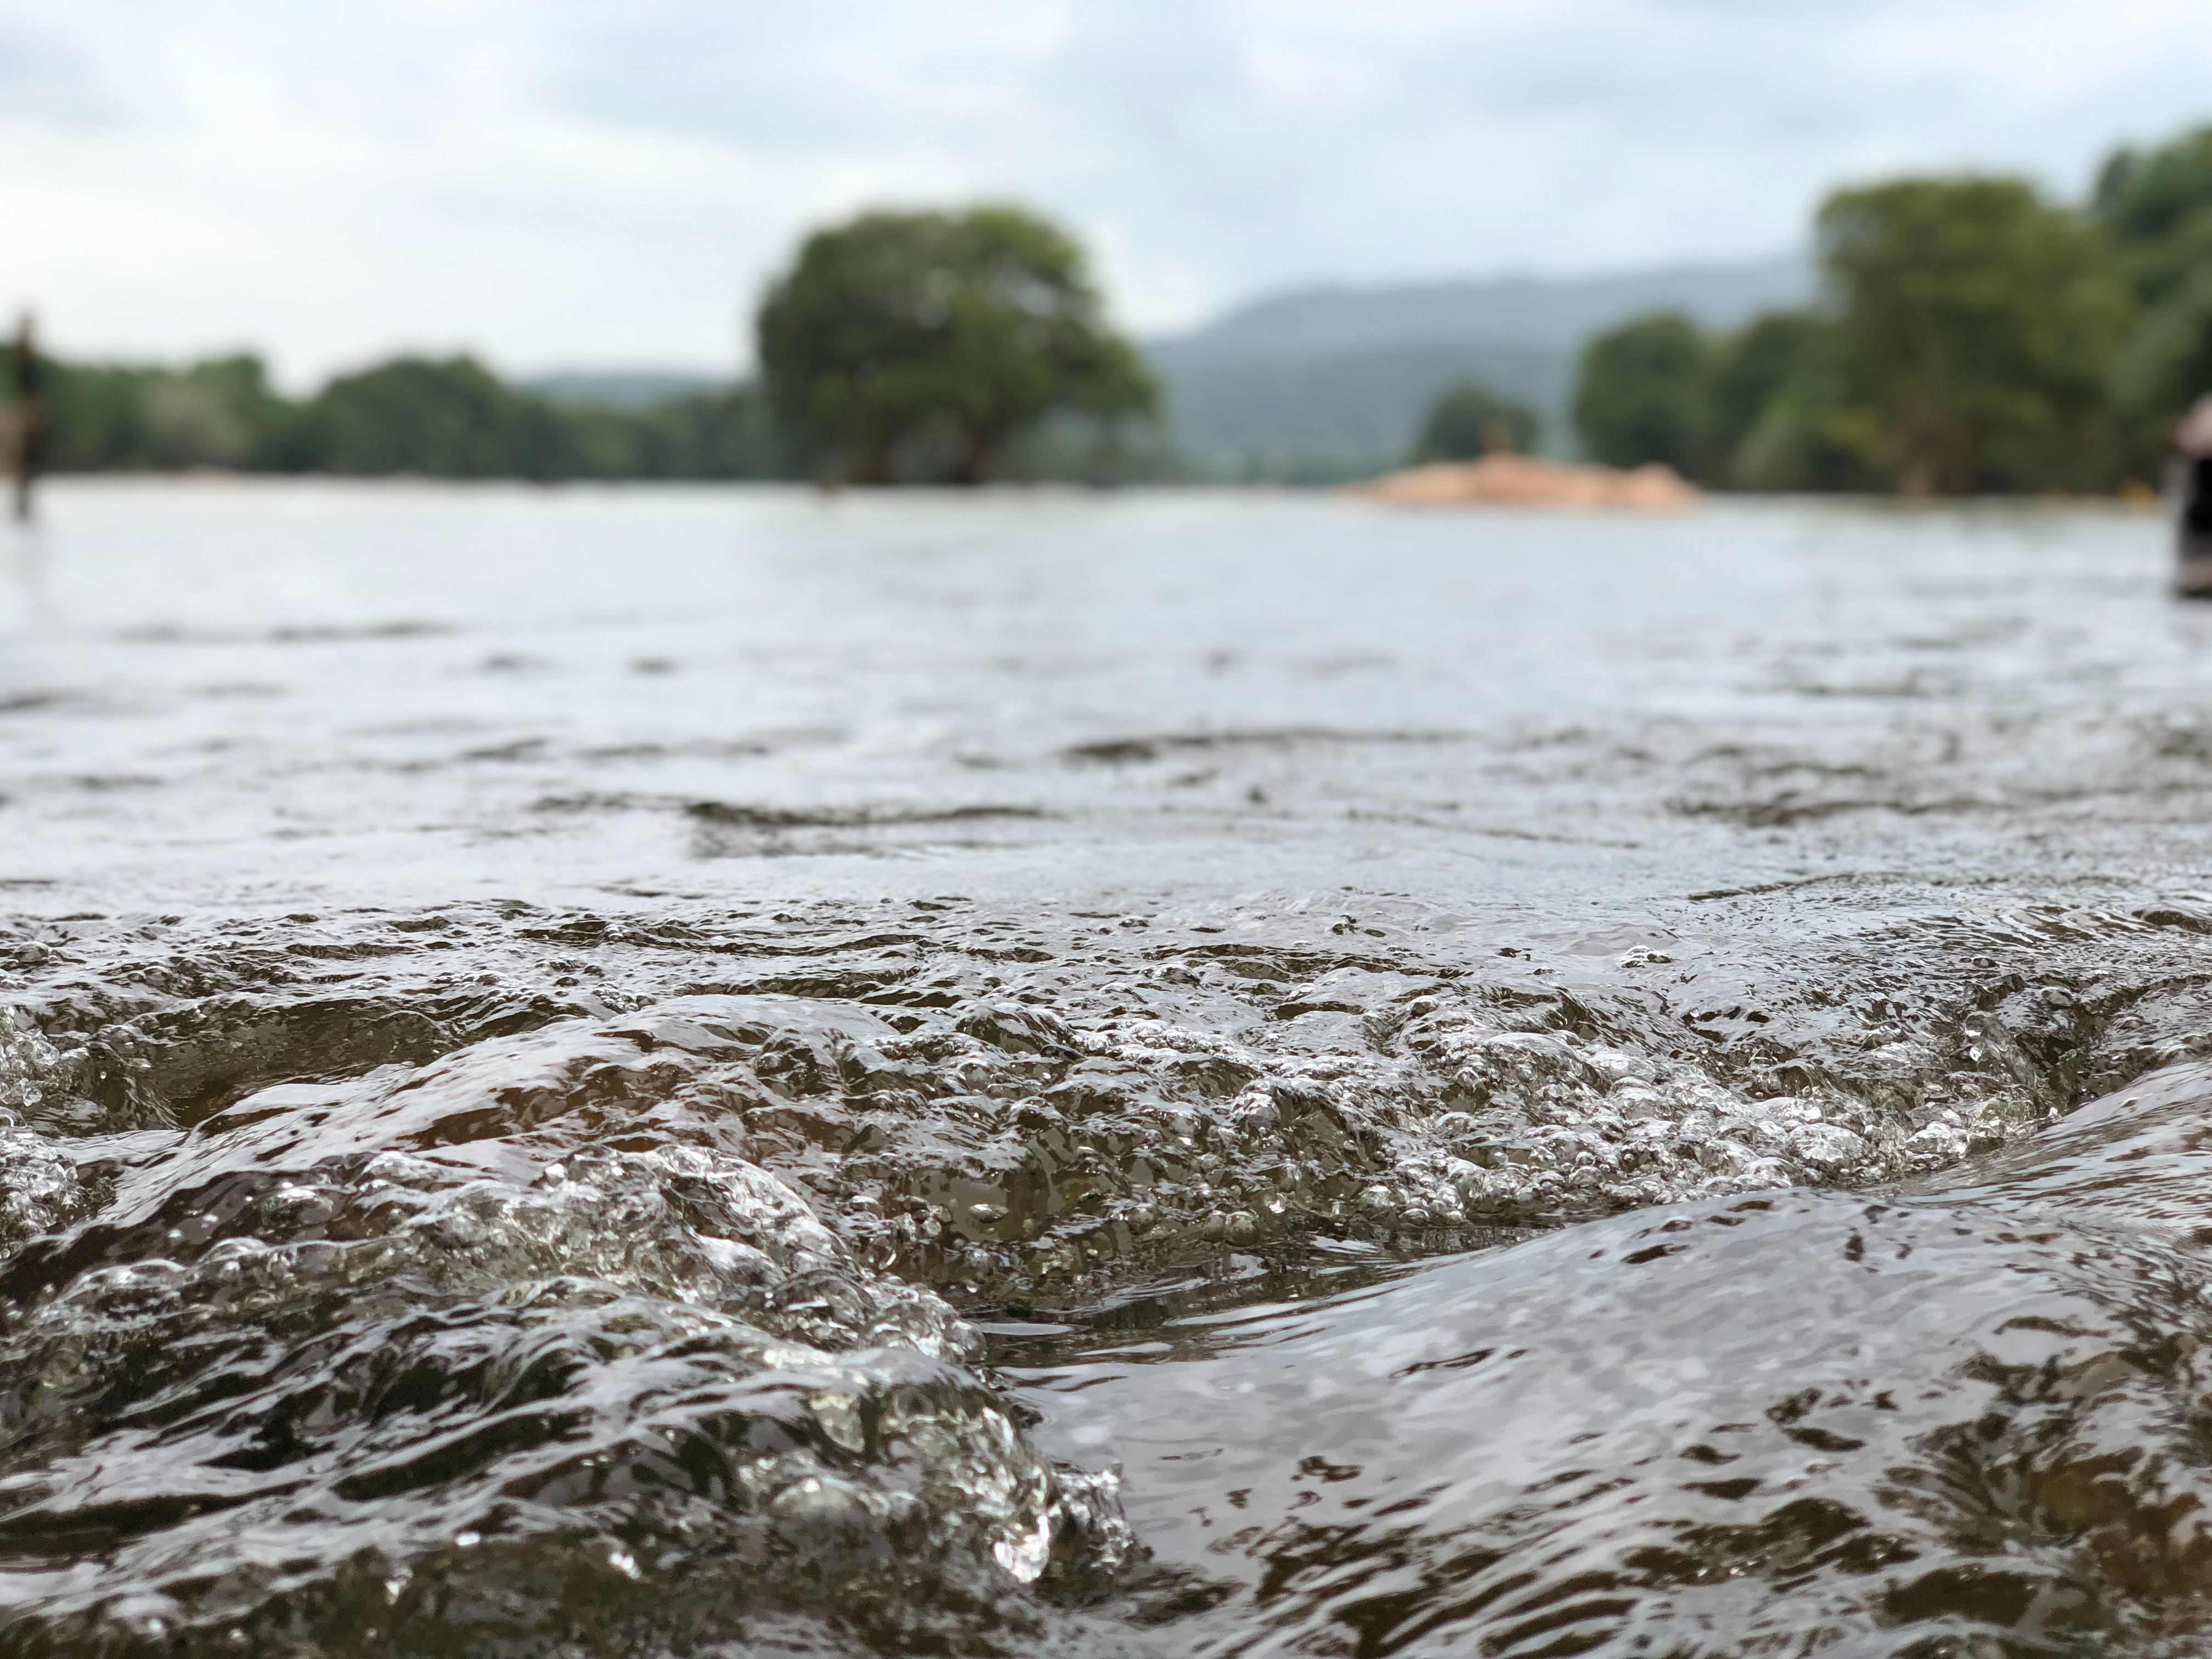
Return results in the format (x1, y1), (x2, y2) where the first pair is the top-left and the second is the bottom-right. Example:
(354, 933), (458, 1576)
(1350, 453), (1700, 511)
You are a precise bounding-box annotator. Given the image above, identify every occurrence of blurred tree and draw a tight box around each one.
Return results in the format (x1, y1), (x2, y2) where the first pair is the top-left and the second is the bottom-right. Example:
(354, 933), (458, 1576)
(158, 357), (294, 468)
(26, 351), (788, 482)
(1572, 312), (1713, 474)
(2093, 125), (2212, 472)
(1818, 177), (2130, 494)
(634, 390), (781, 479)
(2095, 125), (2212, 303)
(298, 357), (554, 478)
(38, 356), (268, 471)
(755, 206), (1156, 484)
(1728, 366), (1878, 494)
(142, 379), (249, 468)
(1706, 312), (1821, 479)
(2115, 268), (2212, 455)
(41, 362), (157, 470)
(1410, 380), (1539, 461)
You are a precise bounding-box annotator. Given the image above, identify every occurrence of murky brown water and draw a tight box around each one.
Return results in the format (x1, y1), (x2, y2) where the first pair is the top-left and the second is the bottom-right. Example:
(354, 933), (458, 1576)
(4, 480), (2212, 1655)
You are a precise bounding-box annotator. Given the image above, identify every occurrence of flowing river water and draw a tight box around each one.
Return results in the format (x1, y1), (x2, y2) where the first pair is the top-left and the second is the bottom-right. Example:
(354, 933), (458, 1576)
(4, 481), (2212, 1656)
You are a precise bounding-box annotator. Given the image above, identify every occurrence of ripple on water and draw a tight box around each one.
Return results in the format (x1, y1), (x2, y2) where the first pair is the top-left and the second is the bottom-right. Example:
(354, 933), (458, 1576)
(0, 885), (2209, 1650)
(1009, 1135), (2212, 1654)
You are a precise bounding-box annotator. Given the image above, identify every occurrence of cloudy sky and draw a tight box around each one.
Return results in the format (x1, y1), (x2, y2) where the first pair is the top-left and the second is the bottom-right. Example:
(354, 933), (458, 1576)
(2, 0), (2208, 385)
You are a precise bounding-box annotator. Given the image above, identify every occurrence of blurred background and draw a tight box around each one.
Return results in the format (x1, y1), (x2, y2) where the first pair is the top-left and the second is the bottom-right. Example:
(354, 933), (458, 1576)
(3, 0), (2211, 492)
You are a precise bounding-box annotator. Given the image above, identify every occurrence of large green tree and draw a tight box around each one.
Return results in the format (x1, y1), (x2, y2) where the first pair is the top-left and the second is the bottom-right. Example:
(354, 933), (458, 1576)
(1410, 379), (1538, 461)
(1817, 177), (2131, 494)
(1572, 312), (1713, 473)
(755, 206), (1156, 484)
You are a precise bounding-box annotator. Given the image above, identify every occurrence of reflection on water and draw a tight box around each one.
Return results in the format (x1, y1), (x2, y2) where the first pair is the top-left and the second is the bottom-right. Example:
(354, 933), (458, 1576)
(3, 481), (2211, 1653)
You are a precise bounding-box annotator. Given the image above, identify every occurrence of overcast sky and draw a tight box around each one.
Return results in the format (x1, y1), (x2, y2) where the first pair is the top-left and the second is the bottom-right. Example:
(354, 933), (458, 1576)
(2, 1), (2208, 385)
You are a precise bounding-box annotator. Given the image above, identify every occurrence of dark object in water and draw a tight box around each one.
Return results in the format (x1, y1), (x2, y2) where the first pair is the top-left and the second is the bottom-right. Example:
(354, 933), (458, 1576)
(2173, 396), (2212, 596)
(8, 311), (43, 525)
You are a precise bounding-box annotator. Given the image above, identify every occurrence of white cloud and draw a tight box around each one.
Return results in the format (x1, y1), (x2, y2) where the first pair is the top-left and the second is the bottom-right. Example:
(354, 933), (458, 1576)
(0, 0), (2205, 384)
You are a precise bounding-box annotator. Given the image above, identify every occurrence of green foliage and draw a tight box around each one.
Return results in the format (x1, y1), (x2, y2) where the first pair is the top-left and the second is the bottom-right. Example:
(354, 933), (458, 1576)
(27, 351), (778, 482)
(1816, 177), (2131, 494)
(1569, 308), (1872, 490)
(609, 392), (781, 480)
(1729, 364), (1878, 494)
(1705, 313), (1875, 492)
(2095, 125), (2212, 302)
(41, 362), (158, 469)
(756, 205), (1156, 484)
(41, 355), (290, 471)
(1554, 129), (2212, 496)
(1707, 313), (1816, 475)
(1572, 313), (1713, 472)
(1411, 380), (1539, 461)
(2117, 272), (2212, 449)
(301, 357), (551, 477)
(2092, 126), (2212, 472)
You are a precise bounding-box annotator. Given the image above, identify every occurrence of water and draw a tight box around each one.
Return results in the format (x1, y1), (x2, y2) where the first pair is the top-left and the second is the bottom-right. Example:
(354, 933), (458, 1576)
(4, 480), (2212, 1654)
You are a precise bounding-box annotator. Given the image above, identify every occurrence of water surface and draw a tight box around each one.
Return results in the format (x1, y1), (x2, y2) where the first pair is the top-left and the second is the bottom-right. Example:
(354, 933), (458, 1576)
(4, 482), (2212, 1655)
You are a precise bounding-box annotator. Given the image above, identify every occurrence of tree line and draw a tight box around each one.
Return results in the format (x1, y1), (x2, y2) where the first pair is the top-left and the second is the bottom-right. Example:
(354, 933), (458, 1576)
(1561, 122), (2212, 495)
(8, 352), (782, 481)
(0, 205), (1161, 487)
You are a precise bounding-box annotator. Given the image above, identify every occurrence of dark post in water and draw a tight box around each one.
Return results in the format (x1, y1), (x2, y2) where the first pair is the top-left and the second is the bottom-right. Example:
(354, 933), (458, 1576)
(9, 311), (43, 523)
(2176, 396), (2212, 597)
(8, 311), (46, 524)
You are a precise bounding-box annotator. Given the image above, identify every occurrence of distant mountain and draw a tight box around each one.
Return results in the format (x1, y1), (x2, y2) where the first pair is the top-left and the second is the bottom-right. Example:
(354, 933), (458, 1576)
(1146, 252), (1814, 475)
(523, 370), (727, 410)
(1148, 339), (1572, 480)
(1173, 253), (1813, 357)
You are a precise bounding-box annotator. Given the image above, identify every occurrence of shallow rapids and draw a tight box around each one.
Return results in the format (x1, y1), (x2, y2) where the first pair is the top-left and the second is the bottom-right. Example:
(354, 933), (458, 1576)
(4, 483), (2212, 1654)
